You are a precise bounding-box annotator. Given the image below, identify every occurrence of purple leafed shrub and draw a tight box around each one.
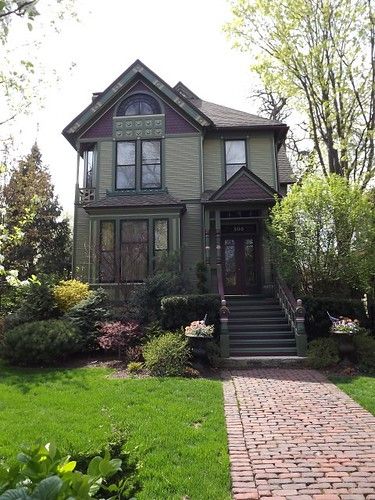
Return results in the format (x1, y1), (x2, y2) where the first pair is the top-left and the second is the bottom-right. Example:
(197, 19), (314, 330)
(98, 321), (143, 358)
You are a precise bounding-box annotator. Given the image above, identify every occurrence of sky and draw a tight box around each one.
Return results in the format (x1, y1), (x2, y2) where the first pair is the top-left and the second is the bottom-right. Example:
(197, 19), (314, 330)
(4, 0), (260, 217)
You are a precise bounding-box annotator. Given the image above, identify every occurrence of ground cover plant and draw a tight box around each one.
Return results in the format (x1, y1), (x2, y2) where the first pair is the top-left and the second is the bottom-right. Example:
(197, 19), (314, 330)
(329, 375), (375, 416)
(0, 363), (230, 500)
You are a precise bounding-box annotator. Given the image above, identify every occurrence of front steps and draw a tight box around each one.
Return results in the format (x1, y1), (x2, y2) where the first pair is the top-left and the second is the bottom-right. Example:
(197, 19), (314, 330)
(226, 295), (298, 357)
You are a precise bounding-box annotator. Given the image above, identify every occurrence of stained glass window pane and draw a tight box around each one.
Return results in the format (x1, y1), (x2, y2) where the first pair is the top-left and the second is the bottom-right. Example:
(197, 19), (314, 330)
(99, 221), (115, 283)
(120, 220), (148, 282)
(154, 220), (168, 251)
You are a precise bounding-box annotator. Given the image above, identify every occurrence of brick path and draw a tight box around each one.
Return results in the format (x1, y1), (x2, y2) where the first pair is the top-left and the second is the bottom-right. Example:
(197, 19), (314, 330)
(223, 369), (375, 500)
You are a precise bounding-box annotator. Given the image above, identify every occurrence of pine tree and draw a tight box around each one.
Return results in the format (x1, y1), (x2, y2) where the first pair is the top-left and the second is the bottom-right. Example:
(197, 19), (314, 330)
(3, 143), (72, 279)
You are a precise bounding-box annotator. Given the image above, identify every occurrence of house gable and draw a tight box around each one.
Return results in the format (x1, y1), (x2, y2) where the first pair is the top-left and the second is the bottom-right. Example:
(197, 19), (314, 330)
(208, 167), (278, 202)
(63, 60), (212, 148)
(81, 80), (198, 140)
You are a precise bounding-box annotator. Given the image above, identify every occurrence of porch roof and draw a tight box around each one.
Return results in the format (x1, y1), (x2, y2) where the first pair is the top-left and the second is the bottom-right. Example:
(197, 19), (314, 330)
(201, 167), (279, 205)
(83, 192), (185, 211)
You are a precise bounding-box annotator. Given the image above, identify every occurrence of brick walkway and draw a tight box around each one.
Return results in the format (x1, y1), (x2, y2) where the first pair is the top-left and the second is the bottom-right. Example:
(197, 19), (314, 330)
(223, 369), (375, 500)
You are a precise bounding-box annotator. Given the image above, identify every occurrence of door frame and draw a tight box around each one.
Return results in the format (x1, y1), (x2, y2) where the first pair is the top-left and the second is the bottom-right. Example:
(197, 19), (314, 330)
(221, 225), (262, 295)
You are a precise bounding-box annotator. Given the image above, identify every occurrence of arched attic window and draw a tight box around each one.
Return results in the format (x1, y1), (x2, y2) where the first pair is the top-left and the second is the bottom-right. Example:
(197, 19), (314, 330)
(116, 93), (161, 116)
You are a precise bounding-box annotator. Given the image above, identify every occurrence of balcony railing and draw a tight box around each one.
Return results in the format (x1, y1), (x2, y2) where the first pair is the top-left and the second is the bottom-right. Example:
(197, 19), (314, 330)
(78, 187), (96, 204)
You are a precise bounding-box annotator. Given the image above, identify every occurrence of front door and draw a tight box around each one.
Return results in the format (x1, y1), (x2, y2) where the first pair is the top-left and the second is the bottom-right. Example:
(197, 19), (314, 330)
(222, 235), (258, 294)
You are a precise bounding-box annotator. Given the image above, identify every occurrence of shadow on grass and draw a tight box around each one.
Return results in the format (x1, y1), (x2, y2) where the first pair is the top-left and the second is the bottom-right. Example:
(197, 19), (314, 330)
(0, 362), (93, 394)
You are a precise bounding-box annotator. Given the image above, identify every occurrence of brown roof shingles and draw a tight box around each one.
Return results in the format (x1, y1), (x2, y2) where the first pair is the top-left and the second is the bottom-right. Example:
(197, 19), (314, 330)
(277, 145), (294, 184)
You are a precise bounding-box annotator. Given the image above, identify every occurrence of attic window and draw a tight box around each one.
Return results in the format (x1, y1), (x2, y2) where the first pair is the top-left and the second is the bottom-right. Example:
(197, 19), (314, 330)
(116, 93), (161, 116)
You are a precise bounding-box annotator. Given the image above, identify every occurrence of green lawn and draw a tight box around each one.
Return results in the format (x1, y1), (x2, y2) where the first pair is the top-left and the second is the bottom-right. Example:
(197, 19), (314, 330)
(0, 363), (230, 500)
(330, 375), (375, 416)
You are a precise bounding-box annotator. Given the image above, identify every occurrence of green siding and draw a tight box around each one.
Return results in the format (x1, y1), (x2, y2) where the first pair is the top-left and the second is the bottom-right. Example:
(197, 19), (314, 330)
(164, 136), (201, 199)
(74, 206), (90, 281)
(203, 138), (222, 191)
(181, 203), (203, 285)
(249, 133), (276, 188)
(98, 141), (112, 197)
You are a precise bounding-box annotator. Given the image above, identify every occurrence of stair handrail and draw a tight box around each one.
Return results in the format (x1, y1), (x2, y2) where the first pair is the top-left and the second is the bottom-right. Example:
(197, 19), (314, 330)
(275, 274), (307, 357)
(217, 262), (230, 358)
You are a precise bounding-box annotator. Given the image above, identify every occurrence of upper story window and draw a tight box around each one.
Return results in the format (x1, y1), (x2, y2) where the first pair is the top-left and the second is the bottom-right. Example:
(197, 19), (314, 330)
(116, 139), (162, 190)
(116, 93), (161, 116)
(225, 140), (247, 180)
(83, 147), (96, 188)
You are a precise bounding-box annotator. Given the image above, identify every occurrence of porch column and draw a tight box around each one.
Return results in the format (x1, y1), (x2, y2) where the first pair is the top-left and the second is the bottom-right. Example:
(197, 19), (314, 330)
(204, 208), (212, 290)
(215, 209), (230, 358)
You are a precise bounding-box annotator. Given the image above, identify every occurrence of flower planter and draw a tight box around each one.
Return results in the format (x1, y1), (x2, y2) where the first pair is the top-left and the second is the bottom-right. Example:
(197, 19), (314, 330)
(333, 331), (355, 361)
(185, 335), (212, 362)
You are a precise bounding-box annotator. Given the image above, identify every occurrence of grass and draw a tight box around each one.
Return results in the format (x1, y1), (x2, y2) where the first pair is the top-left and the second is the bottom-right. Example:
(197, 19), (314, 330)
(0, 363), (230, 500)
(329, 374), (375, 416)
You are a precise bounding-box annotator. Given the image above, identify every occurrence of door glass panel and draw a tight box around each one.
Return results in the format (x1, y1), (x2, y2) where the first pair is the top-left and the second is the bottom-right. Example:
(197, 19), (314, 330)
(224, 239), (236, 287)
(244, 238), (256, 288)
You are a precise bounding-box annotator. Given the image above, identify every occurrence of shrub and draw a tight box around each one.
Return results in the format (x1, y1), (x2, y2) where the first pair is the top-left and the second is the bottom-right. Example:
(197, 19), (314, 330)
(2, 319), (81, 366)
(161, 294), (220, 331)
(64, 288), (109, 351)
(307, 337), (340, 369)
(15, 278), (58, 325)
(143, 332), (190, 376)
(126, 346), (144, 362)
(206, 340), (222, 367)
(127, 361), (143, 374)
(196, 262), (208, 294)
(303, 296), (368, 340)
(129, 271), (189, 323)
(144, 320), (164, 340)
(54, 279), (90, 312)
(0, 438), (140, 499)
(353, 334), (375, 373)
(98, 321), (143, 358)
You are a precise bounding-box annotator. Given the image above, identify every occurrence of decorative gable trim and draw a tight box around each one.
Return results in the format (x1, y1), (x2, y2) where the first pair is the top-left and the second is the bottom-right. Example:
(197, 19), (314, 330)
(63, 60), (212, 148)
(207, 167), (279, 203)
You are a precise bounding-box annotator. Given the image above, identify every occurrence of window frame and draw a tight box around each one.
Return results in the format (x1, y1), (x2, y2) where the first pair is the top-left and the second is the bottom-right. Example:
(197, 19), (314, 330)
(140, 139), (162, 190)
(153, 218), (169, 270)
(116, 93), (161, 117)
(99, 220), (116, 284)
(119, 219), (149, 283)
(83, 146), (96, 188)
(224, 139), (247, 181)
(115, 140), (137, 191)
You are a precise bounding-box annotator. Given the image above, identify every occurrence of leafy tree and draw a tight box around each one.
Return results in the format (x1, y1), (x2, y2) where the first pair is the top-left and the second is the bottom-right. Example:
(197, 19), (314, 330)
(268, 174), (375, 297)
(2, 143), (71, 280)
(225, 0), (375, 188)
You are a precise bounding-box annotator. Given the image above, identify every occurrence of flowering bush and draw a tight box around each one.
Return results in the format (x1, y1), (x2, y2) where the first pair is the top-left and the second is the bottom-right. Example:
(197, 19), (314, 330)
(98, 321), (143, 358)
(330, 316), (360, 335)
(185, 320), (214, 338)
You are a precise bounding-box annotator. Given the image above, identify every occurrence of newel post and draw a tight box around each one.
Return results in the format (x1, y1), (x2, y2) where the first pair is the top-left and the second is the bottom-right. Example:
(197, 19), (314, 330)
(219, 299), (230, 358)
(295, 298), (307, 357)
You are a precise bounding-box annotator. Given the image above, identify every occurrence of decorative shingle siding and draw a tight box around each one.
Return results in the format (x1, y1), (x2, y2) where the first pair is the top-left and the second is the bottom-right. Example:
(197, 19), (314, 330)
(203, 138), (222, 191)
(181, 203), (202, 284)
(80, 80), (197, 140)
(249, 133), (276, 188)
(164, 136), (201, 199)
(98, 141), (112, 197)
(216, 172), (274, 201)
(74, 206), (90, 280)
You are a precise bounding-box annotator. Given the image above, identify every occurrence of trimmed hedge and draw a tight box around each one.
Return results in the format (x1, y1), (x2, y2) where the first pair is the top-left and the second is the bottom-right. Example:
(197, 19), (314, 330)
(160, 294), (220, 331)
(303, 296), (368, 340)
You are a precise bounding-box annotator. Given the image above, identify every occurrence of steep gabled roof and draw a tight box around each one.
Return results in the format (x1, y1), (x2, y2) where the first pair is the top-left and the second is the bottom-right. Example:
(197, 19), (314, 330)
(63, 60), (213, 148)
(202, 166), (279, 204)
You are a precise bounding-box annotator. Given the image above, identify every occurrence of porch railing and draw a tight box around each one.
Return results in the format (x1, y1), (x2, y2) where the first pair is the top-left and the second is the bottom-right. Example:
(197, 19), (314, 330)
(275, 274), (307, 357)
(217, 262), (230, 358)
(78, 187), (96, 204)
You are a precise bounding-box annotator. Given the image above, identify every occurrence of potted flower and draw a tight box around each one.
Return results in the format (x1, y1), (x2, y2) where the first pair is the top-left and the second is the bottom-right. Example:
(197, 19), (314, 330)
(329, 315), (360, 359)
(184, 316), (214, 361)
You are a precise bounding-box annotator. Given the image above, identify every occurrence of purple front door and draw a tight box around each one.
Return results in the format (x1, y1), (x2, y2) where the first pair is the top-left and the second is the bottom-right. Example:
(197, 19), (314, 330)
(222, 235), (258, 294)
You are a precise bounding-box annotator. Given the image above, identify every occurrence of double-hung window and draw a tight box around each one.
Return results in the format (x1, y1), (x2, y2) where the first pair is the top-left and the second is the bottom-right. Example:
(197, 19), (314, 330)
(83, 147), (96, 188)
(116, 140), (161, 190)
(224, 140), (247, 180)
(116, 141), (136, 190)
